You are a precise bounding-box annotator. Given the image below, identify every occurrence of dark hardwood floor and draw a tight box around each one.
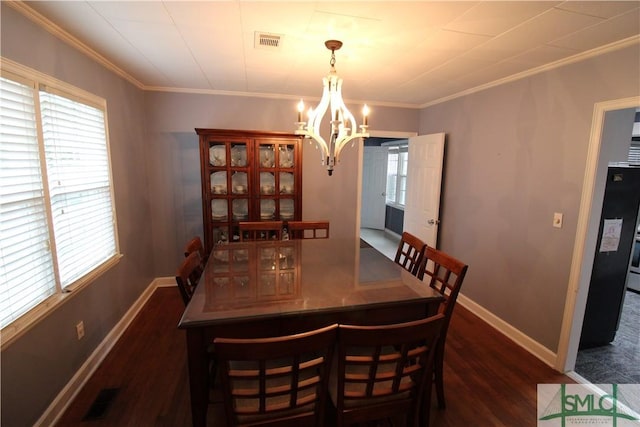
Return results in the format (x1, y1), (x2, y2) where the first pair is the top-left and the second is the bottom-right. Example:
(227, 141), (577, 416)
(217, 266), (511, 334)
(57, 287), (573, 426)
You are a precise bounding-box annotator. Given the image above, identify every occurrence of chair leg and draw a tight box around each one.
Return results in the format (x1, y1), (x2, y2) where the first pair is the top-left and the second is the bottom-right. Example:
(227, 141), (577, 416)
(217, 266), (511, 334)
(209, 356), (218, 388)
(418, 373), (434, 427)
(434, 342), (446, 409)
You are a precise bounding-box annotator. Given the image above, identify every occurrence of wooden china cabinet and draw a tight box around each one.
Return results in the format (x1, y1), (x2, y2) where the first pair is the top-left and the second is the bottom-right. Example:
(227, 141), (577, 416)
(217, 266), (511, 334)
(196, 129), (303, 255)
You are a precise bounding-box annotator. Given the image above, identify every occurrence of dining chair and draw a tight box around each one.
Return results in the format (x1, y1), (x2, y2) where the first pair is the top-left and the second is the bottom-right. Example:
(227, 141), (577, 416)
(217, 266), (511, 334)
(184, 235), (206, 259)
(416, 246), (468, 409)
(175, 251), (202, 306)
(178, 247), (219, 390)
(287, 220), (330, 239)
(214, 324), (338, 427)
(331, 314), (445, 427)
(183, 235), (206, 282)
(394, 232), (427, 275)
(239, 221), (283, 241)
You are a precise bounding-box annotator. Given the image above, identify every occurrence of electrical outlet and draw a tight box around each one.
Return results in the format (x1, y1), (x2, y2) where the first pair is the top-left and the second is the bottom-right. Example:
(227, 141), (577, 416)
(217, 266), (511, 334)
(553, 212), (563, 229)
(76, 321), (85, 340)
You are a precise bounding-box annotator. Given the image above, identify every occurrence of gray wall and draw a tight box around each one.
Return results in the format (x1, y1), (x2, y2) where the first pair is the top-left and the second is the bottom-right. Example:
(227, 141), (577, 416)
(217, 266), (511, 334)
(418, 44), (640, 352)
(1, 5), (154, 426)
(144, 92), (418, 275)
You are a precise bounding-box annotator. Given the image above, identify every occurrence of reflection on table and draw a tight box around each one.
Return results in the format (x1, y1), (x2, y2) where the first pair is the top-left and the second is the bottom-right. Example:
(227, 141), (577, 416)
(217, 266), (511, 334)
(179, 237), (443, 427)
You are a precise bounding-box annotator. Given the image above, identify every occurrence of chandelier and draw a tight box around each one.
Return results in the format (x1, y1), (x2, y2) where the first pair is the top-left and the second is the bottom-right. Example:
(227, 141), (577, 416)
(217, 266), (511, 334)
(295, 40), (370, 176)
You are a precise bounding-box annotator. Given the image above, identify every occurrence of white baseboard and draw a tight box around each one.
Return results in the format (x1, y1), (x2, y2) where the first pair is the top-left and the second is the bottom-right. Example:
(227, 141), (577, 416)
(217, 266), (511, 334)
(156, 276), (177, 287)
(35, 278), (164, 427)
(456, 293), (558, 368)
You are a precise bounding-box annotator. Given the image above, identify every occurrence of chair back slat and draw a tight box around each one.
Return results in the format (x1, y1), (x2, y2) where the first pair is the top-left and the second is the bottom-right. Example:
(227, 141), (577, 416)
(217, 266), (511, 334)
(287, 221), (330, 239)
(394, 232), (426, 275)
(333, 315), (445, 427)
(215, 324), (338, 427)
(417, 247), (468, 320)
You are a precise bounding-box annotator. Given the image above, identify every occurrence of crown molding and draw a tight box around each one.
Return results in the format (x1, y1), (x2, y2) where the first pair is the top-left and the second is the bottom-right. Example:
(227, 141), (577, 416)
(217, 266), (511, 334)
(9, 1), (639, 111)
(8, 1), (145, 90)
(418, 36), (640, 109)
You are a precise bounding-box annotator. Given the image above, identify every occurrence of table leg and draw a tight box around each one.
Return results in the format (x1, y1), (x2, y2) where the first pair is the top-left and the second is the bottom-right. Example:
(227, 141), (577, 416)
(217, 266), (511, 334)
(186, 328), (208, 427)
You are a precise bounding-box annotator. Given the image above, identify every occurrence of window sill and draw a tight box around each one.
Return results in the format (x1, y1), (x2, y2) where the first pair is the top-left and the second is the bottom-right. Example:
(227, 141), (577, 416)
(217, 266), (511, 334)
(1, 254), (122, 351)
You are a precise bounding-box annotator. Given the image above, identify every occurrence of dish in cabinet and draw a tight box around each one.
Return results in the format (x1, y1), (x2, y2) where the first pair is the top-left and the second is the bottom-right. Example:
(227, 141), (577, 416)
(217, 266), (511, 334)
(260, 199), (275, 219)
(231, 172), (248, 194)
(260, 172), (275, 195)
(209, 145), (226, 166)
(279, 172), (294, 194)
(279, 146), (294, 168)
(210, 171), (227, 194)
(230, 145), (247, 167)
(259, 146), (275, 168)
(212, 199), (228, 221)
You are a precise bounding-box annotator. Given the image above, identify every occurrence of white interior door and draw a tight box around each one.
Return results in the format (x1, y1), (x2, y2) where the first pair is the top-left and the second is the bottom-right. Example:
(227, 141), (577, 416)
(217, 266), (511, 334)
(403, 133), (445, 248)
(361, 146), (388, 229)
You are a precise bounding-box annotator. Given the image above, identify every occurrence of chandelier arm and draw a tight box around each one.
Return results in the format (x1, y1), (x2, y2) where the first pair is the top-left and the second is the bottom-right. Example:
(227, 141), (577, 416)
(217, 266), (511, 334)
(297, 132), (330, 160)
(311, 77), (332, 137)
(334, 78), (357, 144)
(334, 133), (368, 161)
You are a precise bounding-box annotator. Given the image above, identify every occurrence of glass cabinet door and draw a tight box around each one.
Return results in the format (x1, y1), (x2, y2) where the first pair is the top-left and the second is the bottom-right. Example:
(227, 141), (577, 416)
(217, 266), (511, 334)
(258, 144), (275, 168)
(278, 144), (295, 168)
(198, 130), (301, 254)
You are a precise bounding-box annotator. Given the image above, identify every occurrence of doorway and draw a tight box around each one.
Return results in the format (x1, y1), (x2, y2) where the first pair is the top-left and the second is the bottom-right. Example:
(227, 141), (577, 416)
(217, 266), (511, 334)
(360, 137), (406, 259)
(359, 131), (415, 258)
(557, 97), (640, 381)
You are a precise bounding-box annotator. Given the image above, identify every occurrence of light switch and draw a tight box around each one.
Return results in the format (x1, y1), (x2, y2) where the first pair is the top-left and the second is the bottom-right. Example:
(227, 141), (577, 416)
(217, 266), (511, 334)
(553, 212), (563, 228)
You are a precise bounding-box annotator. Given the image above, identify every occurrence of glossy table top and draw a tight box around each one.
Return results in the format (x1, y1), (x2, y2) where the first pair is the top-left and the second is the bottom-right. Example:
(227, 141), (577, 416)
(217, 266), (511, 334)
(179, 238), (441, 328)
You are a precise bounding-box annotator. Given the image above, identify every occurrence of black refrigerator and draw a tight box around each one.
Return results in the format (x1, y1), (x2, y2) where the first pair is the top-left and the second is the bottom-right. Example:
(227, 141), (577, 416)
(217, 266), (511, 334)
(580, 165), (640, 348)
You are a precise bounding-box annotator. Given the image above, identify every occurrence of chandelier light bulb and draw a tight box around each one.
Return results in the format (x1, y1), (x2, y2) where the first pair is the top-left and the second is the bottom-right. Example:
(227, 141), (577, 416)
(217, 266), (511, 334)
(362, 104), (370, 126)
(297, 100), (305, 122)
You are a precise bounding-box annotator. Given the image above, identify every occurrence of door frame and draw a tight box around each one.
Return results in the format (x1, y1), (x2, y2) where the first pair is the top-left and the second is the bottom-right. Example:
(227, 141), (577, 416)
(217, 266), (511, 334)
(356, 131), (417, 232)
(556, 96), (640, 372)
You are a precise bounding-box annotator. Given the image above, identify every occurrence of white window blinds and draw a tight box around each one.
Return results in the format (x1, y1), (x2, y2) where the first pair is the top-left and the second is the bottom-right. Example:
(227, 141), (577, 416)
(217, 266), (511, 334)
(0, 69), (118, 332)
(0, 76), (56, 328)
(39, 89), (116, 287)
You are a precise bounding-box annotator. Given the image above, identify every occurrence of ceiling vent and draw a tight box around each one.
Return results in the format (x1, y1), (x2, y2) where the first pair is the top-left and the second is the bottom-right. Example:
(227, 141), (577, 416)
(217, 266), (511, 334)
(255, 32), (282, 49)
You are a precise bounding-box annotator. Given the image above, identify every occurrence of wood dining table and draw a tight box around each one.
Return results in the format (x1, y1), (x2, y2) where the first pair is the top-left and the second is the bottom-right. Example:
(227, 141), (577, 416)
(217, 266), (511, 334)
(178, 237), (444, 427)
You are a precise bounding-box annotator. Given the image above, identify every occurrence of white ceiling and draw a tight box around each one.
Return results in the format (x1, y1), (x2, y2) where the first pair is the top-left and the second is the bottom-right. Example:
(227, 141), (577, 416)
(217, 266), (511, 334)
(17, 1), (640, 108)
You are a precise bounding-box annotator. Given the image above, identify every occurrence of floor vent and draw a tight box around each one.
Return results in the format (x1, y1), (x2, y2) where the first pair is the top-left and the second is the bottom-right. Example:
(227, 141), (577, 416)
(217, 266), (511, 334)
(255, 32), (282, 49)
(83, 387), (119, 420)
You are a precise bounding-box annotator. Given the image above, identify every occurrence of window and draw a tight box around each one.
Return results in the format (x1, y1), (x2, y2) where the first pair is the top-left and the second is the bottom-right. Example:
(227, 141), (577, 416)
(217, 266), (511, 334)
(385, 145), (408, 207)
(0, 65), (119, 336)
